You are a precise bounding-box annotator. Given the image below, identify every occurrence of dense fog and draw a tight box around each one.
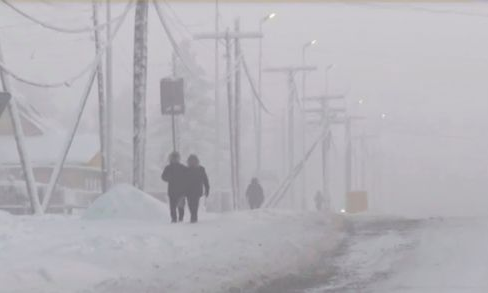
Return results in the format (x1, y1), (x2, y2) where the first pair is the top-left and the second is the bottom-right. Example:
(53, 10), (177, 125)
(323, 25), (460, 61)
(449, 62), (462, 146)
(2, 2), (488, 217)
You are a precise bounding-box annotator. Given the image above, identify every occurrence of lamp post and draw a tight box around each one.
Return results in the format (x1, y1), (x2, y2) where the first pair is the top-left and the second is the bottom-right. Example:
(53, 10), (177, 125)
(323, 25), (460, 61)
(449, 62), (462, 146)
(256, 12), (276, 175)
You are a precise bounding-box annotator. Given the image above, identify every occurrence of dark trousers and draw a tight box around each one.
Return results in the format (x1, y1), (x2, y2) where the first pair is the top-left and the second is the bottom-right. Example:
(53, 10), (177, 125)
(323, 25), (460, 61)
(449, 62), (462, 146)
(169, 195), (185, 222)
(248, 198), (262, 210)
(249, 201), (259, 210)
(187, 195), (200, 223)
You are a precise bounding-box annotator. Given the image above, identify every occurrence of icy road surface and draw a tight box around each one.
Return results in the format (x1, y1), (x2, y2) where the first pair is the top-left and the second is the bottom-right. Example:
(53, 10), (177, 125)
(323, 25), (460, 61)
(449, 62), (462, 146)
(256, 216), (488, 293)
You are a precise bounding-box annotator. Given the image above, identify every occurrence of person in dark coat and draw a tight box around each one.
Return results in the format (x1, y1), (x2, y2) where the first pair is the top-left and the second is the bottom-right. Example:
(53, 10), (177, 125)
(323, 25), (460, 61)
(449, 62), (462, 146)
(185, 154), (209, 223)
(314, 190), (325, 211)
(246, 178), (264, 209)
(162, 152), (188, 223)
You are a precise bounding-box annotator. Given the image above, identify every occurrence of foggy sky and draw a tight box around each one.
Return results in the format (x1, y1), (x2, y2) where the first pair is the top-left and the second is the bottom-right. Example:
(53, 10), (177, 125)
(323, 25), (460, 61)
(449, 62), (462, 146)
(2, 2), (488, 217)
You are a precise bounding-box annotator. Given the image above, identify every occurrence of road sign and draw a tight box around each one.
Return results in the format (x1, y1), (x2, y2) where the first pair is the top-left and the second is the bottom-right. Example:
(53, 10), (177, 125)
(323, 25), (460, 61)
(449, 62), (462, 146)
(160, 78), (185, 115)
(0, 92), (11, 117)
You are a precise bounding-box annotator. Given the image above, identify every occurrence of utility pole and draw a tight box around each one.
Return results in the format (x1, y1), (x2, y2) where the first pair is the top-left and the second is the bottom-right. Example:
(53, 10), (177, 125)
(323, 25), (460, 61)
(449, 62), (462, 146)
(304, 94), (345, 209)
(345, 117), (352, 195)
(105, 0), (114, 188)
(264, 66), (316, 208)
(234, 18), (242, 206)
(300, 40), (317, 208)
(257, 12), (275, 174)
(345, 116), (366, 199)
(0, 43), (42, 215)
(214, 0), (220, 184)
(133, 0), (148, 190)
(92, 0), (109, 193)
(225, 29), (238, 209)
(194, 29), (262, 210)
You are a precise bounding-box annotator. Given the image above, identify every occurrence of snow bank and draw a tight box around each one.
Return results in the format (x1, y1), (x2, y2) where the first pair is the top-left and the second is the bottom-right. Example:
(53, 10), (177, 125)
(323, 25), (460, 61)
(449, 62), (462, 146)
(0, 209), (341, 293)
(83, 184), (169, 221)
(0, 210), (13, 229)
(0, 209), (12, 220)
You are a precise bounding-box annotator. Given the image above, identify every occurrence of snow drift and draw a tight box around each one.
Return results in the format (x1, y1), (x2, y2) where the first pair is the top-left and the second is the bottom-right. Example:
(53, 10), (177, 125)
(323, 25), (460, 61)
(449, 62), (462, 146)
(0, 208), (340, 293)
(83, 184), (169, 221)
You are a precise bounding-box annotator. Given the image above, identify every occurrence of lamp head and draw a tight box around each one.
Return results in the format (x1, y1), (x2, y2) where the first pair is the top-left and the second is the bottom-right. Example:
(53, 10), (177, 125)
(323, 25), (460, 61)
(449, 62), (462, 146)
(304, 39), (318, 49)
(262, 12), (277, 23)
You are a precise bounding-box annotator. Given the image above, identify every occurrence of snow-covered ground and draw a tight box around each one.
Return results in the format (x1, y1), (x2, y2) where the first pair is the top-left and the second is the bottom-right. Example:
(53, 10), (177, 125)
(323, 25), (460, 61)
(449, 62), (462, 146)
(302, 216), (488, 293)
(6, 185), (486, 293)
(371, 218), (488, 293)
(0, 186), (342, 293)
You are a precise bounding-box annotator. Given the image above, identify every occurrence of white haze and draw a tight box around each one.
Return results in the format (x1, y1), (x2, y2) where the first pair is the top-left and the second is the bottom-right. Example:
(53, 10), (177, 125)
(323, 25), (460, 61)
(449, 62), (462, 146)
(2, 2), (488, 217)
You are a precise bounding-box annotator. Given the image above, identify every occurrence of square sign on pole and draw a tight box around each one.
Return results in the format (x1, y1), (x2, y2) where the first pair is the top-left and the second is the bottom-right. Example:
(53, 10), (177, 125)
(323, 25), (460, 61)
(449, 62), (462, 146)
(160, 78), (185, 115)
(0, 92), (11, 117)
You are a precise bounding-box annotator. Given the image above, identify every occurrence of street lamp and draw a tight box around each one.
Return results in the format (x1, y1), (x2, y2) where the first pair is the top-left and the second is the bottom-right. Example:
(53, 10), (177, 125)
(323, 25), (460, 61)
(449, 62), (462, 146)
(302, 39), (317, 98)
(262, 12), (276, 22)
(256, 12), (276, 174)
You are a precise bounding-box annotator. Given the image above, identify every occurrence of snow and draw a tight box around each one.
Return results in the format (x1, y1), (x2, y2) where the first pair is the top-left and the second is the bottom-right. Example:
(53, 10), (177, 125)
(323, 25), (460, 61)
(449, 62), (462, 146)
(372, 218), (488, 293)
(83, 184), (170, 221)
(0, 210), (13, 224)
(0, 201), (340, 293)
(303, 216), (488, 293)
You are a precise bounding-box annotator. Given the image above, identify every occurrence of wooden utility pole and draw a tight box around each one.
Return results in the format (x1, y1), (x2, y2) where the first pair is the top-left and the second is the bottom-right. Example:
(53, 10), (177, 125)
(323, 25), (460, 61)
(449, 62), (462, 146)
(105, 0), (114, 189)
(214, 0), (221, 185)
(264, 66), (316, 208)
(194, 29), (262, 209)
(0, 43), (42, 214)
(234, 18), (242, 206)
(224, 30), (237, 208)
(92, 0), (109, 193)
(133, 0), (149, 190)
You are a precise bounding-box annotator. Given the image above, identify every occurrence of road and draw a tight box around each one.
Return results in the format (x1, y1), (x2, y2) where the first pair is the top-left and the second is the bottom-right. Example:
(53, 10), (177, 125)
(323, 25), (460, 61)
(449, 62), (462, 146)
(254, 216), (488, 293)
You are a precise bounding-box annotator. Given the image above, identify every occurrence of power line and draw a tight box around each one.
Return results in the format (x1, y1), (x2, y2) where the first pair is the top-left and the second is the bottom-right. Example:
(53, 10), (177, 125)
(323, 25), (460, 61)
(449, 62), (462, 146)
(348, 2), (488, 19)
(1, 0), (125, 34)
(264, 120), (329, 208)
(152, 0), (198, 78)
(162, 0), (194, 38)
(0, 0), (134, 88)
(240, 50), (272, 115)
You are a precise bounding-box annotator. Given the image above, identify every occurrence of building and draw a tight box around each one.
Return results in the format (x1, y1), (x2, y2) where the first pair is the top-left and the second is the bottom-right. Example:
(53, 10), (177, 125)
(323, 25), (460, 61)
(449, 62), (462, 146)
(0, 95), (102, 213)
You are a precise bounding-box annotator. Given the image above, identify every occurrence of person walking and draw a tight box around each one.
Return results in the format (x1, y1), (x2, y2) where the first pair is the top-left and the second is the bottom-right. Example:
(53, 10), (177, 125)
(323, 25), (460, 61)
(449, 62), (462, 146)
(246, 178), (264, 209)
(186, 154), (209, 223)
(162, 152), (187, 223)
(314, 190), (325, 211)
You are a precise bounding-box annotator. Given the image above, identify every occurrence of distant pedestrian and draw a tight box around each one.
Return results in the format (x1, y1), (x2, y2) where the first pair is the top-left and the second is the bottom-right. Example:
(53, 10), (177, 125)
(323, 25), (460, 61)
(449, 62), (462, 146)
(186, 154), (209, 223)
(162, 152), (187, 223)
(246, 178), (264, 209)
(314, 190), (324, 211)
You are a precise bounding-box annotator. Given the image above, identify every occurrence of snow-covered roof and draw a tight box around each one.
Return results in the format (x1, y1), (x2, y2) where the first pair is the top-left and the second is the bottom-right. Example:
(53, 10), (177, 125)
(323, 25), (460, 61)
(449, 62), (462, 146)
(0, 132), (100, 166)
